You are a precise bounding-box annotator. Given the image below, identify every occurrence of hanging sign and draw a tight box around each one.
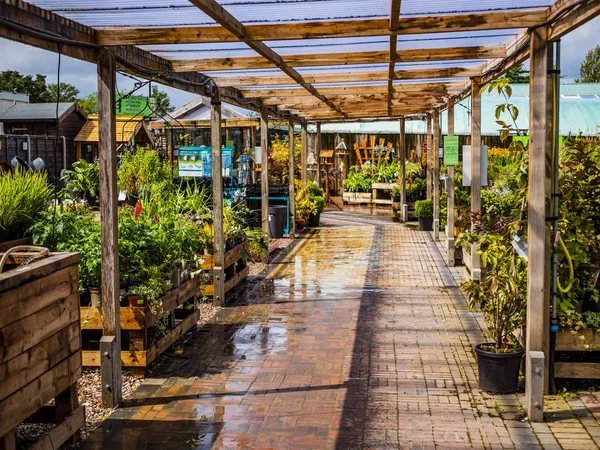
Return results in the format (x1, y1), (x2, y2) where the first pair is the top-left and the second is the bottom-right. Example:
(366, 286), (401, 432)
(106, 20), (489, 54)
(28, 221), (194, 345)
(115, 95), (156, 116)
(443, 135), (459, 166)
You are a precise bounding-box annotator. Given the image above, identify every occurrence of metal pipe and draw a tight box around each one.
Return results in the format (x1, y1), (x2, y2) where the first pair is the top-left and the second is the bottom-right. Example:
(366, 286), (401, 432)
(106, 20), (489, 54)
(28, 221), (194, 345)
(26, 134), (31, 165)
(549, 39), (561, 395)
(62, 136), (67, 171)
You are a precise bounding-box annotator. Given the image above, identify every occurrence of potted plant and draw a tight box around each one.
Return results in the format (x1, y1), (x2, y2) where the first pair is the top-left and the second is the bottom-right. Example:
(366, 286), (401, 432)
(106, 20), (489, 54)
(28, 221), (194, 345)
(462, 233), (526, 394)
(117, 146), (169, 204)
(415, 199), (433, 231)
(60, 159), (100, 206)
(306, 181), (325, 227)
(391, 185), (401, 203)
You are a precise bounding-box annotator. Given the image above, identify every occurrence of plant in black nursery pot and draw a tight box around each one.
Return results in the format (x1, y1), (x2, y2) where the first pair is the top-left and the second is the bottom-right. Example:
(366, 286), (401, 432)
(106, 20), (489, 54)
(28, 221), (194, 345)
(415, 199), (433, 231)
(461, 233), (527, 394)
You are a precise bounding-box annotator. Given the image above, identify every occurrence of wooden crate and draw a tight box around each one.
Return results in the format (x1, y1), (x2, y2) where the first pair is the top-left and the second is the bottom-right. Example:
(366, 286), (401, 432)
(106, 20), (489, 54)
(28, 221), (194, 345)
(0, 252), (84, 450)
(80, 277), (201, 377)
(555, 329), (600, 379)
(201, 243), (249, 297)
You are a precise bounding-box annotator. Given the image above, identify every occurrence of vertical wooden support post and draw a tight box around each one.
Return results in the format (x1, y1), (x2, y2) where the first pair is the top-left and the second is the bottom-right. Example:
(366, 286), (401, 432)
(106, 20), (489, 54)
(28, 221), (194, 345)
(288, 116), (296, 237)
(447, 98), (456, 266)
(316, 122), (322, 186)
(426, 114), (432, 199)
(301, 122), (308, 187)
(211, 90), (225, 306)
(470, 77), (482, 281)
(251, 126), (257, 184)
(261, 107), (270, 262)
(526, 27), (553, 422)
(399, 118), (408, 222)
(97, 48), (121, 408)
(433, 110), (441, 241)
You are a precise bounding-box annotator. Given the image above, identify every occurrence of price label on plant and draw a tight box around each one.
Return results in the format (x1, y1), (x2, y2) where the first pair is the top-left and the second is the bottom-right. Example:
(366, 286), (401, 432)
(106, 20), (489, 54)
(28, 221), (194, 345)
(444, 135), (459, 166)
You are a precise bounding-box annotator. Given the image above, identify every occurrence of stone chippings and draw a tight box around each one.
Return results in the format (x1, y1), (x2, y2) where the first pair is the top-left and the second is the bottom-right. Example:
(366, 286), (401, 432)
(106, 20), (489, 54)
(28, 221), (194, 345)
(80, 216), (600, 449)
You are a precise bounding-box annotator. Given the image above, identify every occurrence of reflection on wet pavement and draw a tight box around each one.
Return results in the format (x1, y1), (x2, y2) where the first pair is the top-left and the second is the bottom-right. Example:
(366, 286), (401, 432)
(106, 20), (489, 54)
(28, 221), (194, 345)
(81, 212), (546, 449)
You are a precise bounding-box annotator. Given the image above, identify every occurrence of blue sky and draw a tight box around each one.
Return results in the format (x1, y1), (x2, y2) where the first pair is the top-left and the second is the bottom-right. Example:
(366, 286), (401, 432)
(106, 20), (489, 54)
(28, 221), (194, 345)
(1, 15), (599, 109)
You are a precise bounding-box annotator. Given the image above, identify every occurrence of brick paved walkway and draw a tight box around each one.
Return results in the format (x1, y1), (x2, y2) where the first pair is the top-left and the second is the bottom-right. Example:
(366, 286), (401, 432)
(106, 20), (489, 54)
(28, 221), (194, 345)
(82, 212), (600, 449)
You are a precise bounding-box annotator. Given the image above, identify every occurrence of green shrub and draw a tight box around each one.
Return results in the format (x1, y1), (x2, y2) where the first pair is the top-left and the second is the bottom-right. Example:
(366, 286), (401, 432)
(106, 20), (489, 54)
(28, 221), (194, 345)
(415, 199), (433, 218)
(0, 167), (52, 238)
(61, 159), (100, 201)
(117, 146), (170, 196)
(391, 184), (401, 200)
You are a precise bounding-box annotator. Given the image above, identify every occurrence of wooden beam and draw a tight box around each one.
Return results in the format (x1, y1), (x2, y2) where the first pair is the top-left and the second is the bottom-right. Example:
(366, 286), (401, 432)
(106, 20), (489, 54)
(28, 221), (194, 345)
(213, 66), (480, 87)
(433, 110), (441, 240)
(480, 0), (600, 85)
(470, 77), (482, 282)
(97, 48), (122, 409)
(388, 0), (402, 116)
(301, 122), (308, 187)
(0, 0), (263, 111)
(525, 27), (553, 423)
(95, 10), (546, 45)
(211, 90), (225, 306)
(446, 97), (456, 266)
(188, 0), (345, 117)
(171, 45), (507, 72)
(316, 122), (322, 186)
(241, 82), (461, 98)
(260, 106), (269, 248)
(400, 118), (407, 222)
(288, 116), (296, 237)
(426, 114), (432, 199)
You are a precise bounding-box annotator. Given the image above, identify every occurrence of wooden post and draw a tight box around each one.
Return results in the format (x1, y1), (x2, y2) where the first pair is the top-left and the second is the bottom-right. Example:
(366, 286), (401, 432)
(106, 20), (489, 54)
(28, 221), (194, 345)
(447, 97), (456, 266)
(261, 106), (269, 261)
(97, 48), (121, 408)
(250, 126), (257, 184)
(316, 122), (322, 187)
(211, 90), (225, 306)
(470, 77), (482, 281)
(301, 122), (308, 187)
(399, 118), (408, 222)
(288, 116), (296, 237)
(526, 27), (553, 423)
(433, 110), (441, 241)
(426, 114), (432, 199)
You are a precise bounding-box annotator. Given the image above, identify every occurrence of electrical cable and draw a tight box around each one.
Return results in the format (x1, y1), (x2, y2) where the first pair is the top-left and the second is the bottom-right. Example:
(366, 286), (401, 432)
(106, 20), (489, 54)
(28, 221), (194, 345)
(556, 234), (575, 294)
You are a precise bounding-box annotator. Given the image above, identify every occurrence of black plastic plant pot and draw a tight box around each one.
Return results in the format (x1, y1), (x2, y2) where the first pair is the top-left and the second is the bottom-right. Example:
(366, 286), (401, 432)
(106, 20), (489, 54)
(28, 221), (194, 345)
(308, 213), (321, 227)
(475, 344), (524, 394)
(418, 217), (433, 231)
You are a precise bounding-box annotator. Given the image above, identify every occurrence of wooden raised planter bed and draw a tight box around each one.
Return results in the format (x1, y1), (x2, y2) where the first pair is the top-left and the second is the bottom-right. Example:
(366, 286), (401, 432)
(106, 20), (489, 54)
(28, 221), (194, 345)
(342, 191), (372, 205)
(0, 251), (84, 450)
(80, 277), (201, 377)
(201, 242), (249, 297)
(555, 329), (600, 379)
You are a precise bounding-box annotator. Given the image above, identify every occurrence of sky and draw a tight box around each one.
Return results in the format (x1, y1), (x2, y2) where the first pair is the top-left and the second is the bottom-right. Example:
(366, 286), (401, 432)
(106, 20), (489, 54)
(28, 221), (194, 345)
(1, 15), (599, 109)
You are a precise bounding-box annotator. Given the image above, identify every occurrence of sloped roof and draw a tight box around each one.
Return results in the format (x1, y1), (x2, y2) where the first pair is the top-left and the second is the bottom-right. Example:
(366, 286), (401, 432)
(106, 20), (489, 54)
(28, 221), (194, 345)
(0, 102), (83, 121)
(163, 97), (254, 122)
(75, 115), (153, 144)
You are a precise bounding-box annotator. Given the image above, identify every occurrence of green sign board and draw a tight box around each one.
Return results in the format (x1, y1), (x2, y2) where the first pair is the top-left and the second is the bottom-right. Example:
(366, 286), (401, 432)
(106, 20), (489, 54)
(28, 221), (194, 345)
(115, 95), (156, 117)
(512, 135), (564, 148)
(443, 135), (459, 166)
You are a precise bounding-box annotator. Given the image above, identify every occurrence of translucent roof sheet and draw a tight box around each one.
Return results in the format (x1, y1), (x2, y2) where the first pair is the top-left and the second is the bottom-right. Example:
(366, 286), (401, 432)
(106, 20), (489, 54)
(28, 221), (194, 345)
(27, 0), (552, 27)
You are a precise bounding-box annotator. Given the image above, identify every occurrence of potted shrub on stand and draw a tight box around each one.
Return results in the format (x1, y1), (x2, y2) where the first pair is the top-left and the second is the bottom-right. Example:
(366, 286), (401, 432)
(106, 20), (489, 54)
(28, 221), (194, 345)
(60, 159), (100, 206)
(462, 233), (526, 394)
(415, 199), (433, 231)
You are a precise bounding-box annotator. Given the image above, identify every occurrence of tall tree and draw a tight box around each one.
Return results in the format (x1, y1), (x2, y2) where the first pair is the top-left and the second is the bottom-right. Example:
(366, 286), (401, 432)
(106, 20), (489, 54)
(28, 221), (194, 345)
(0, 70), (51, 102)
(47, 82), (80, 102)
(152, 86), (175, 115)
(576, 45), (600, 83)
(502, 64), (530, 84)
(77, 92), (98, 114)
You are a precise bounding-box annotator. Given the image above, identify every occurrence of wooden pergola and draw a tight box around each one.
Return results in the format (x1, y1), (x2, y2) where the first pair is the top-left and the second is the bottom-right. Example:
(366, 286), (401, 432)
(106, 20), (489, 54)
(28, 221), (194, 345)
(2, 0), (599, 422)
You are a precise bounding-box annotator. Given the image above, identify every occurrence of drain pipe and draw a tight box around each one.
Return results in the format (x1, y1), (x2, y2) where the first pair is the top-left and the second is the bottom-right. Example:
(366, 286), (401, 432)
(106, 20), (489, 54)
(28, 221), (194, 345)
(549, 40), (561, 395)
(26, 134), (31, 165)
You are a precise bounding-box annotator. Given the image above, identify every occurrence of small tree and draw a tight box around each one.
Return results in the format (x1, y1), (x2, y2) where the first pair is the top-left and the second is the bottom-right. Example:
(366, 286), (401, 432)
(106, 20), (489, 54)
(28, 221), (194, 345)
(576, 45), (600, 83)
(47, 82), (80, 102)
(502, 63), (529, 83)
(78, 92), (98, 114)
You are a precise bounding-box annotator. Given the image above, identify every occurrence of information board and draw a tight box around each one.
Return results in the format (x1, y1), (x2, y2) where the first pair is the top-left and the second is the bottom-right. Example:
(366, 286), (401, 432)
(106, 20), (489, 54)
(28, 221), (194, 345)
(443, 135), (459, 166)
(115, 96), (156, 116)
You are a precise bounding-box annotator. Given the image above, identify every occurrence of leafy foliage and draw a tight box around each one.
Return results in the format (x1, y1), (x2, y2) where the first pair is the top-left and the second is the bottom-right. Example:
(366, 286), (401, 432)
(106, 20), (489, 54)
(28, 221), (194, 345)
(415, 199), (433, 218)
(576, 45), (600, 83)
(117, 146), (170, 195)
(61, 159), (100, 201)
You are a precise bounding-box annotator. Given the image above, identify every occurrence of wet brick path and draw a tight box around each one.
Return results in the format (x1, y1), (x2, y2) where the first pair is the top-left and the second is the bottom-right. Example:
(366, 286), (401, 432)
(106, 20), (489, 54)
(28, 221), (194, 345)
(81, 212), (600, 449)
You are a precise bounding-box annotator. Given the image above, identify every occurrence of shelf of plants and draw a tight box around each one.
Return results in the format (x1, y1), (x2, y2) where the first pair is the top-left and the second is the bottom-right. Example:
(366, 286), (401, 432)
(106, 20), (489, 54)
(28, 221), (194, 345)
(0, 146), (268, 377)
(454, 81), (600, 388)
(342, 161), (426, 213)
